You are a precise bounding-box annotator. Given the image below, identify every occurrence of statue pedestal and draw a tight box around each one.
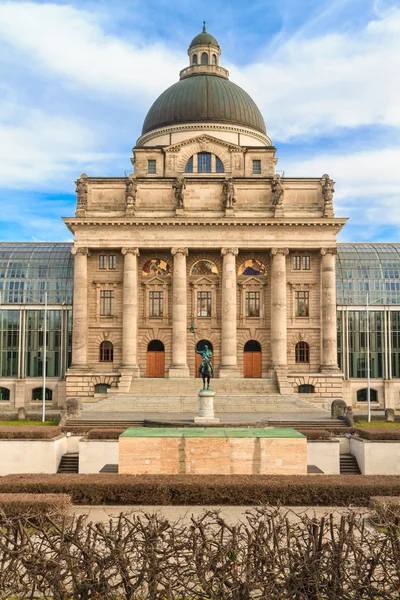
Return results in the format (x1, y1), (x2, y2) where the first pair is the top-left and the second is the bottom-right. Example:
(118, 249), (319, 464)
(194, 389), (220, 424)
(175, 208), (185, 216)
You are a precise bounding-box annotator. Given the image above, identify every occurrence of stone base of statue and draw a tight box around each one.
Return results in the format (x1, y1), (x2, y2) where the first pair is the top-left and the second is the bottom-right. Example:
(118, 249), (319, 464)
(224, 207), (235, 217)
(194, 389), (220, 424)
(175, 208), (185, 216)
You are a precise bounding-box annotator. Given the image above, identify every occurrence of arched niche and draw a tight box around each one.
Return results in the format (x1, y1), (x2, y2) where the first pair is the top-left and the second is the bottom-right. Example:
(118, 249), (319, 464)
(238, 259), (267, 276)
(142, 258), (171, 277)
(191, 260), (219, 276)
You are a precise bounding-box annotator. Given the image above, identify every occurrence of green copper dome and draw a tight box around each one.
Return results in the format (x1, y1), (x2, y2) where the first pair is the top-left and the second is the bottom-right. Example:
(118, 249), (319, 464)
(142, 74), (266, 135)
(189, 23), (219, 48)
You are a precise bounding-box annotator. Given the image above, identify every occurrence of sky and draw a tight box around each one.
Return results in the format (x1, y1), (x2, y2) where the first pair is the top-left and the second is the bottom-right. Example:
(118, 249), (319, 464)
(0, 0), (399, 242)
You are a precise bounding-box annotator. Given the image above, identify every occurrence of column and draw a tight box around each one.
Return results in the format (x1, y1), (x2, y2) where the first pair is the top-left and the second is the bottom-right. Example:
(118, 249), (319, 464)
(220, 247), (240, 377)
(169, 248), (190, 377)
(320, 248), (339, 371)
(70, 247), (89, 369)
(270, 248), (289, 368)
(121, 247), (140, 377)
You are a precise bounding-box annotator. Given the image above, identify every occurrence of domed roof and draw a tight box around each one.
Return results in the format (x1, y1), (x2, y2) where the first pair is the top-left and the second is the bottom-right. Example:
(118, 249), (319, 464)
(190, 23), (219, 48)
(142, 74), (266, 135)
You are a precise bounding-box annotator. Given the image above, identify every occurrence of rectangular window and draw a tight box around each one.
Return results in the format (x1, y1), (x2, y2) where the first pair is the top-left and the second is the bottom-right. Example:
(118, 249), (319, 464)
(100, 290), (114, 316)
(302, 256), (310, 270)
(295, 291), (309, 317)
(99, 255), (107, 270)
(252, 159), (261, 174)
(197, 291), (212, 317)
(109, 255), (117, 270)
(149, 291), (163, 317)
(293, 256), (301, 270)
(147, 159), (157, 174)
(197, 152), (212, 173)
(245, 291), (260, 317)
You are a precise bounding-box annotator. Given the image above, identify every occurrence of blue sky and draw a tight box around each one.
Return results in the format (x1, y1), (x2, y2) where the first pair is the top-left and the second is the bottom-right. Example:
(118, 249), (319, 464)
(0, 0), (398, 242)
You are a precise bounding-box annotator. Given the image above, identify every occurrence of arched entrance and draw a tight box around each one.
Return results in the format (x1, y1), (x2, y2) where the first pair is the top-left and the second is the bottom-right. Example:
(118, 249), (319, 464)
(146, 340), (165, 378)
(243, 340), (262, 378)
(195, 340), (213, 378)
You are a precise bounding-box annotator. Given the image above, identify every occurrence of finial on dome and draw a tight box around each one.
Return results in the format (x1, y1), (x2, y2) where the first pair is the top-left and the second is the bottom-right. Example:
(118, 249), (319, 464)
(203, 21), (206, 32)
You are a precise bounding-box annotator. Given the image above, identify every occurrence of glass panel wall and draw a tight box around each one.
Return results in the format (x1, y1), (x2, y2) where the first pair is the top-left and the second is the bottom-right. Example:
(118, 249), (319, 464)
(25, 310), (62, 377)
(391, 311), (400, 378)
(0, 310), (19, 377)
(348, 310), (384, 378)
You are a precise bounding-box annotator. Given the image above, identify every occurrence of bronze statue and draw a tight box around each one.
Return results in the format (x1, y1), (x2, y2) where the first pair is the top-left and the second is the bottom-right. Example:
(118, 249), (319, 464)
(271, 174), (284, 206)
(196, 344), (214, 390)
(173, 177), (186, 209)
(223, 177), (236, 209)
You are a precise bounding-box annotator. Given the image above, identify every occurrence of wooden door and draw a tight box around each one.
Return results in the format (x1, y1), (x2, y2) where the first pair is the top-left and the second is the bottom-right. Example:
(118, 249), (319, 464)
(243, 352), (262, 378)
(195, 352), (201, 377)
(146, 351), (165, 378)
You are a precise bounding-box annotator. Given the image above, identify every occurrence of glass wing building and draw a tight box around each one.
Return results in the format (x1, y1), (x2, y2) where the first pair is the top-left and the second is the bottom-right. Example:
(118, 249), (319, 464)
(0, 241), (400, 408)
(0, 243), (73, 406)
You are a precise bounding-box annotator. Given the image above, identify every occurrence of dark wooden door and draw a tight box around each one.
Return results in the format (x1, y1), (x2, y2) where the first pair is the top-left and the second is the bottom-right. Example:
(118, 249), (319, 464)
(195, 352), (201, 377)
(243, 351), (262, 378)
(146, 351), (165, 378)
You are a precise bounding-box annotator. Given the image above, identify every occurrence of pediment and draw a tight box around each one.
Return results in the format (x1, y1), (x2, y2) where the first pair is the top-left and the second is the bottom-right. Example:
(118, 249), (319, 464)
(142, 274), (171, 286)
(165, 134), (244, 154)
(190, 275), (218, 285)
(238, 275), (267, 286)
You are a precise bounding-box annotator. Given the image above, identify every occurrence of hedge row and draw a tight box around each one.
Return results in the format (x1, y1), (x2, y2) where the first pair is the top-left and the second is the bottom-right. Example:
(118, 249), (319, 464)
(294, 428), (331, 440)
(0, 426), (62, 439)
(86, 428), (125, 439)
(0, 493), (71, 519)
(1, 474), (400, 506)
(356, 428), (400, 440)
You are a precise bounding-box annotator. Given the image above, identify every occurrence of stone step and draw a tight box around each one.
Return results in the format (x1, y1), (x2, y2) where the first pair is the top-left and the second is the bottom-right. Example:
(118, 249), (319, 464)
(57, 453), (79, 474)
(340, 454), (361, 474)
(124, 378), (280, 396)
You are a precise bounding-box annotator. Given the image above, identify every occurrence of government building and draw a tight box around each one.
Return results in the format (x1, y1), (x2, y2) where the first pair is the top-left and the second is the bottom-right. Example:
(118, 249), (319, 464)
(0, 27), (399, 412)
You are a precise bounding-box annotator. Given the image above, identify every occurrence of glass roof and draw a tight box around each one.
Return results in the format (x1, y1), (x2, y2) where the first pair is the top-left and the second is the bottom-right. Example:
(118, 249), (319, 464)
(337, 244), (400, 305)
(0, 243), (73, 305)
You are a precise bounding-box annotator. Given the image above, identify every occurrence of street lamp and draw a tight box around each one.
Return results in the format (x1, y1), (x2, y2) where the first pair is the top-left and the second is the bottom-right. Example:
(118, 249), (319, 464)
(366, 292), (385, 423)
(0, 290), (48, 423)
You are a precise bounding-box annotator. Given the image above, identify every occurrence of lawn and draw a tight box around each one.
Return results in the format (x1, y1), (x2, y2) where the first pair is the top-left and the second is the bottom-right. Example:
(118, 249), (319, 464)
(0, 420), (59, 427)
(357, 421), (400, 428)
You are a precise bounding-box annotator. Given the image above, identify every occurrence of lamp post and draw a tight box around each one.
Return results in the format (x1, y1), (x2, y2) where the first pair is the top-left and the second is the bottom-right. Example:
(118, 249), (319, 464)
(0, 290), (48, 422)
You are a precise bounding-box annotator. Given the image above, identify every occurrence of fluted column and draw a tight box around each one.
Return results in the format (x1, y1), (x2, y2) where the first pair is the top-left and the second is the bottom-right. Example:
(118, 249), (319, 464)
(70, 247), (89, 369)
(270, 248), (289, 368)
(121, 247), (140, 377)
(169, 248), (190, 377)
(320, 248), (339, 371)
(220, 247), (240, 377)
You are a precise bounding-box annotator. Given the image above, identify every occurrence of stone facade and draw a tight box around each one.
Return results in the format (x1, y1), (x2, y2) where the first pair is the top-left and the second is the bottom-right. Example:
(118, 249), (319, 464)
(64, 29), (347, 408)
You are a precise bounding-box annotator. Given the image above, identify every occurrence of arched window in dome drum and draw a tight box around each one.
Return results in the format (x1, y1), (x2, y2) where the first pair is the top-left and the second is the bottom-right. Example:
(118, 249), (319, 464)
(216, 157), (224, 173)
(212, 54), (217, 65)
(185, 156), (193, 173)
(192, 54), (198, 65)
(201, 52), (208, 65)
(198, 152), (212, 173)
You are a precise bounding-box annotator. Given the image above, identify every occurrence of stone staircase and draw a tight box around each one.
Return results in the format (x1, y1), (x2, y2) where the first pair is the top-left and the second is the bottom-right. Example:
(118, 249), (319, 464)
(340, 454), (361, 475)
(57, 453), (79, 473)
(81, 378), (325, 414)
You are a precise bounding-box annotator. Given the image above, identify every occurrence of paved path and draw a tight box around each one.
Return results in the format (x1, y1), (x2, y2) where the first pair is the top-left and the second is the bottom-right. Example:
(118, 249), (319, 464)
(71, 504), (371, 524)
(78, 411), (332, 422)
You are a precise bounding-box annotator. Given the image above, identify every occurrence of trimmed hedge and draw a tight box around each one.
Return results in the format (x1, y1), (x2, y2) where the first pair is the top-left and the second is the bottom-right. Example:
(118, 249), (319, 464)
(1, 474), (400, 506)
(86, 428), (125, 440)
(0, 493), (71, 519)
(0, 427), (61, 439)
(355, 428), (400, 440)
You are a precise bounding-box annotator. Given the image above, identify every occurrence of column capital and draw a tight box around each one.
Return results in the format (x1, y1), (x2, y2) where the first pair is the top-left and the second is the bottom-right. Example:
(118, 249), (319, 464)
(121, 247), (140, 256)
(221, 247), (239, 256)
(270, 247), (289, 256)
(320, 247), (337, 256)
(171, 247), (188, 256)
(71, 246), (90, 256)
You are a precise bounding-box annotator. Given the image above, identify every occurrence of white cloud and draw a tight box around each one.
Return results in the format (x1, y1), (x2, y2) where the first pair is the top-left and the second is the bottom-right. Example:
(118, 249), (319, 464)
(0, 1), (181, 104)
(229, 8), (400, 140)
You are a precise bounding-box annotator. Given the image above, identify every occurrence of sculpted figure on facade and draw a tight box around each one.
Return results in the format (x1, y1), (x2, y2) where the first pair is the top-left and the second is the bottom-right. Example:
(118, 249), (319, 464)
(271, 174), (284, 205)
(173, 177), (186, 210)
(223, 177), (236, 209)
(75, 173), (88, 215)
(321, 174), (335, 217)
(125, 177), (138, 215)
